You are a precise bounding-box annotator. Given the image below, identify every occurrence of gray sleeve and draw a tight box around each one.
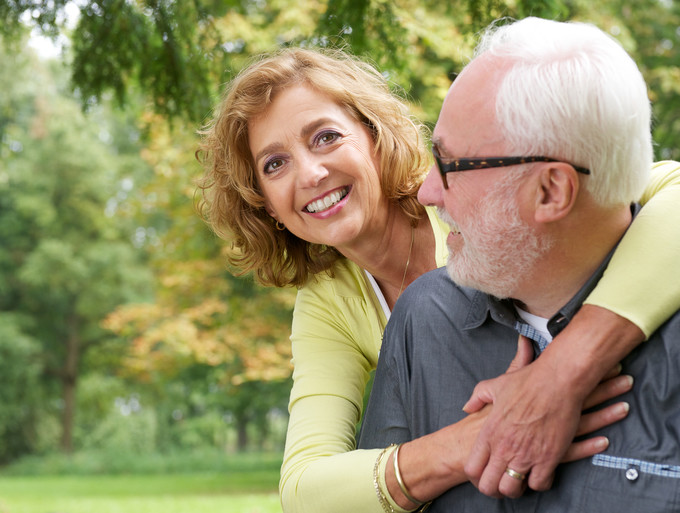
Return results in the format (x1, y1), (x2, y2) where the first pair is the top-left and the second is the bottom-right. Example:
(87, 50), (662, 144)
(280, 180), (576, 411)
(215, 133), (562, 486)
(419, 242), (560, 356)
(357, 314), (413, 449)
(359, 304), (413, 449)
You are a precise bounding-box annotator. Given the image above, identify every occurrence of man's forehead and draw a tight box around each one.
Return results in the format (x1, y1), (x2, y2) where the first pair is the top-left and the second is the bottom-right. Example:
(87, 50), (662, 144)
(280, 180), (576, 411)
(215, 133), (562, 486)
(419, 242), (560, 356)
(433, 56), (509, 155)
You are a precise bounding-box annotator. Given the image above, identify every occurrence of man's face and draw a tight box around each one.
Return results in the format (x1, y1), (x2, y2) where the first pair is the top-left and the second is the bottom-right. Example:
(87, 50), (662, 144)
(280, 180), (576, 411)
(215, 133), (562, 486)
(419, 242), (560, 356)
(419, 56), (551, 297)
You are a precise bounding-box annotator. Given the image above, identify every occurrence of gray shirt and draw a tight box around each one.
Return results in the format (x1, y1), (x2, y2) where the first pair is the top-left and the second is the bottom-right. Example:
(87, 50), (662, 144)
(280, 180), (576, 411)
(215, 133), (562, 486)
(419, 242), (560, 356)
(359, 257), (680, 512)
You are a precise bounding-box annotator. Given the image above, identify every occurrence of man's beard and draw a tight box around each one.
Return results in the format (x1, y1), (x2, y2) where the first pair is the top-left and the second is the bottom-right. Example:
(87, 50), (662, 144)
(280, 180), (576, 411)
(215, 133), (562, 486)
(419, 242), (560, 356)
(441, 175), (554, 299)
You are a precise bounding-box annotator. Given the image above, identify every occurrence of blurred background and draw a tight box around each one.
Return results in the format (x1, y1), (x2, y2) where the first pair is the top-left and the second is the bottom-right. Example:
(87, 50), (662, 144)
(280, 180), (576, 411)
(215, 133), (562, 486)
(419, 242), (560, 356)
(0, 1), (678, 511)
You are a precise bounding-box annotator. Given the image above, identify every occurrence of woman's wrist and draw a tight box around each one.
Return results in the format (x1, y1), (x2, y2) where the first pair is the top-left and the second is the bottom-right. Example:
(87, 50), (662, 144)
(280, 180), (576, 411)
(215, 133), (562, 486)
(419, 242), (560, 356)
(543, 304), (645, 396)
(383, 418), (483, 509)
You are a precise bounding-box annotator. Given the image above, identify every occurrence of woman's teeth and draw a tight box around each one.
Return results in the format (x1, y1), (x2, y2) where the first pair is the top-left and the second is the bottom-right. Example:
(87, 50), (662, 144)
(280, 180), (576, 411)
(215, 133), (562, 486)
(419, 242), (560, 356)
(305, 188), (348, 213)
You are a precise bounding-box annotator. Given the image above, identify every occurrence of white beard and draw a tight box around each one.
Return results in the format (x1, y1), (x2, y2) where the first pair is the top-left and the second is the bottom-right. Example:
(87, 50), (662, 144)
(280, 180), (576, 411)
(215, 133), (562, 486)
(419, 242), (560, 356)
(440, 175), (553, 299)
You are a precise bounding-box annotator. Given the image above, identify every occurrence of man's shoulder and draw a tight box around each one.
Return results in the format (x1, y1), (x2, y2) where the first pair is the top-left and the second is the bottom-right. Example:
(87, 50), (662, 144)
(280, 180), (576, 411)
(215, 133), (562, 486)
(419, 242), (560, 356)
(391, 267), (486, 328)
(397, 267), (481, 309)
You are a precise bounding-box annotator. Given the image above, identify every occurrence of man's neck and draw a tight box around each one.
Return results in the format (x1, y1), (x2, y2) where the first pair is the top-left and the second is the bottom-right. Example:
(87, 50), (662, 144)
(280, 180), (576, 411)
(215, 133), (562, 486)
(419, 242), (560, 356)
(514, 204), (633, 318)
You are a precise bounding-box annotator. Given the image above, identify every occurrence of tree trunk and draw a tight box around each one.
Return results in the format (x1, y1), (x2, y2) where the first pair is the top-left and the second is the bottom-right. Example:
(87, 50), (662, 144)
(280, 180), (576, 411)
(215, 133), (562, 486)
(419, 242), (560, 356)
(60, 313), (80, 453)
(236, 417), (248, 451)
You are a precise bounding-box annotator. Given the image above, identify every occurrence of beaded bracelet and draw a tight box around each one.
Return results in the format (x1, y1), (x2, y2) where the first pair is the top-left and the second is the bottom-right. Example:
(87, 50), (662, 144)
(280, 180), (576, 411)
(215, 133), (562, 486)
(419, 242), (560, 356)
(373, 444), (397, 513)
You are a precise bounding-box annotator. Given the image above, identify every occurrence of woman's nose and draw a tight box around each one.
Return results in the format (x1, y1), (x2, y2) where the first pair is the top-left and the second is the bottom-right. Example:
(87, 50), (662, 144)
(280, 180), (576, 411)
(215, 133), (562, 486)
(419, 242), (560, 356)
(297, 158), (329, 188)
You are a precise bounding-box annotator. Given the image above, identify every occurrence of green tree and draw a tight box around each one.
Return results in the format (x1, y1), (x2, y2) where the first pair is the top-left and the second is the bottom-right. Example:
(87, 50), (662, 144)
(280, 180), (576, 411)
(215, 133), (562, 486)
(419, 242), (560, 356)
(0, 35), (153, 455)
(101, 115), (295, 451)
(0, 0), (577, 122)
(0, 315), (43, 463)
(4, 1), (677, 156)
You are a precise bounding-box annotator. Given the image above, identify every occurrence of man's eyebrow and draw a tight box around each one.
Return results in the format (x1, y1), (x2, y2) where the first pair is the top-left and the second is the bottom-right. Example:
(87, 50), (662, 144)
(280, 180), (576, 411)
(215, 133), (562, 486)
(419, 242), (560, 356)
(430, 136), (442, 152)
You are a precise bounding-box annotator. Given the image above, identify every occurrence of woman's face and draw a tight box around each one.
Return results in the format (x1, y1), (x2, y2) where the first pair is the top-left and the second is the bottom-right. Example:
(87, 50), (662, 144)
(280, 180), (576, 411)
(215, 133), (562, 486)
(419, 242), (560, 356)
(248, 83), (386, 249)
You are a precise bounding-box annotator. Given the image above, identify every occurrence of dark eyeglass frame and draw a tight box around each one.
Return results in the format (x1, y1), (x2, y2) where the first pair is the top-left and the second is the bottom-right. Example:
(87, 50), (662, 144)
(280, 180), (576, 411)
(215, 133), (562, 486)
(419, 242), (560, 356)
(432, 147), (591, 189)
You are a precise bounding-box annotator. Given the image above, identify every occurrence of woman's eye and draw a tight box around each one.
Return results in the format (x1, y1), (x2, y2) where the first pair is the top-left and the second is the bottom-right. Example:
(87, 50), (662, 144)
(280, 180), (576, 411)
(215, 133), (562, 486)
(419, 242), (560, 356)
(263, 157), (284, 174)
(315, 131), (340, 146)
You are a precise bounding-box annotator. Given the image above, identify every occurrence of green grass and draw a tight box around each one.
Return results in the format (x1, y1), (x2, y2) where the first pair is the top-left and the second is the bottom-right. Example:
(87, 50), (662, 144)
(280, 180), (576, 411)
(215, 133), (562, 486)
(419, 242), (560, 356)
(0, 474), (281, 513)
(0, 452), (283, 513)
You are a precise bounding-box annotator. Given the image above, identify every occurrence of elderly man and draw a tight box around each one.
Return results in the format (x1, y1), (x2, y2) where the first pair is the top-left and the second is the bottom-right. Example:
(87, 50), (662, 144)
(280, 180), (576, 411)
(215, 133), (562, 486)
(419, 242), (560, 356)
(359, 17), (680, 512)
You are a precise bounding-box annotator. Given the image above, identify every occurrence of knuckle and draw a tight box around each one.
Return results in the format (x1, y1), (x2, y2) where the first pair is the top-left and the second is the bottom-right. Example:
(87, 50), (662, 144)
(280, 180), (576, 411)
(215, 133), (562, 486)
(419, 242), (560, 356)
(478, 482), (497, 497)
(528, 473), (554, 491)
(464, 461), (482, 480)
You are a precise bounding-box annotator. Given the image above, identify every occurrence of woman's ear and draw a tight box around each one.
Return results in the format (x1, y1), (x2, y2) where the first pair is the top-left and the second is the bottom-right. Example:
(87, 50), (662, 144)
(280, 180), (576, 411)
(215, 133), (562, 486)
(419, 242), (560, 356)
(264, 201), (278, 220)
(534, 163), (580, 223)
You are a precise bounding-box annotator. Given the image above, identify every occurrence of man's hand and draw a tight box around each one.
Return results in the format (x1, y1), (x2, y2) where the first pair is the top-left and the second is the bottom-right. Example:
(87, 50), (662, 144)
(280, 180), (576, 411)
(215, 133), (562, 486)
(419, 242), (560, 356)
(463, 335), (632, 498)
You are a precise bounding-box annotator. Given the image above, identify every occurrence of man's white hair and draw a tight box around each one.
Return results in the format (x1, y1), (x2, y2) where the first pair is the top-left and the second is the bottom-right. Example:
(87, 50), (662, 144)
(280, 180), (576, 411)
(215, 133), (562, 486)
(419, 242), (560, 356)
(476, 17), (652, 206)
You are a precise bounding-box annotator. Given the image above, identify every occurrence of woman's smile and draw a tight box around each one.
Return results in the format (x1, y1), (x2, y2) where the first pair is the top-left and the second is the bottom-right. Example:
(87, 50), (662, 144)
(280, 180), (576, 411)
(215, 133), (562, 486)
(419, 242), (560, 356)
(304, 186), (351, 215)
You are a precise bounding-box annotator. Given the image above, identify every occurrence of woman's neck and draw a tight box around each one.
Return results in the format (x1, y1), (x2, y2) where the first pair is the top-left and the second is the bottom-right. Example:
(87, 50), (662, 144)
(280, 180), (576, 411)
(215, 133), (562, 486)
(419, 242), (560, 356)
(341, 211), (436, 310)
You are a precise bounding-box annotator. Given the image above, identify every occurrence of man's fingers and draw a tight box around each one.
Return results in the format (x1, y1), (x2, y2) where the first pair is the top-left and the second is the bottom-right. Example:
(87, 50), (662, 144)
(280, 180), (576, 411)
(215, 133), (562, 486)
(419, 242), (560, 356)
(464, 337), (533, 413)
(464, 440), (490, 485)
(506, 335), (534, 373)
(497, 468), (529, 498)
(526, 466), (554, 492)
(463, 384), (491, 414)
(476, 457), (511, 498)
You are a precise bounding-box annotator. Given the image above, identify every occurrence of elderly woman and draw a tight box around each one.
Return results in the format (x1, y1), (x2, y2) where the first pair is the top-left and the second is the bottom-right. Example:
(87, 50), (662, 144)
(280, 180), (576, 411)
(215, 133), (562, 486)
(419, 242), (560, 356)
(197, 47), (680, 513)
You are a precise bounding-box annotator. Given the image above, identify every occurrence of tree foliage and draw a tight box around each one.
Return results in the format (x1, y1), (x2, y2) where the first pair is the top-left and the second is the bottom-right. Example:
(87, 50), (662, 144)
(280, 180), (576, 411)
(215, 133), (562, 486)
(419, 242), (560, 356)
(1, 0), (679, 460)
(0, 38), (153, 455)
(100, 113), (295, 449)
(4, 0), (678, 159)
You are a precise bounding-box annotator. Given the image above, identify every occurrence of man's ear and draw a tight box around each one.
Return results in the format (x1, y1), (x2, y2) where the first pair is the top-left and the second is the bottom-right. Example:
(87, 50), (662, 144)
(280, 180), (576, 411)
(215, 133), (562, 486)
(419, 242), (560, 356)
(533, 163), (580, 223)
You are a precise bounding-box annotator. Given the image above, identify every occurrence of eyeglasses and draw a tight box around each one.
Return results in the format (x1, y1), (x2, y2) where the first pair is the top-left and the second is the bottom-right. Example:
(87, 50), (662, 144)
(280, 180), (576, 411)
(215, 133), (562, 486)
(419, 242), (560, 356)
(432, 147), (591, 189)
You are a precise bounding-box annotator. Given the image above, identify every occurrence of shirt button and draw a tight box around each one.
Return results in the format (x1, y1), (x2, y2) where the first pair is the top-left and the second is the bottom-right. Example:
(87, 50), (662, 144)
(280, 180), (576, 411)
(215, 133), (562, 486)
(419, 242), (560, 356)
(625, 467), (639, 481)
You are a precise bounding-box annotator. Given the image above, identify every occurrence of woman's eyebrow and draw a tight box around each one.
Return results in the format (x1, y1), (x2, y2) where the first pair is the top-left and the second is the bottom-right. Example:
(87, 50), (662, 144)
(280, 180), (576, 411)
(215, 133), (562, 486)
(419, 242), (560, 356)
(254, 117), (338, 163)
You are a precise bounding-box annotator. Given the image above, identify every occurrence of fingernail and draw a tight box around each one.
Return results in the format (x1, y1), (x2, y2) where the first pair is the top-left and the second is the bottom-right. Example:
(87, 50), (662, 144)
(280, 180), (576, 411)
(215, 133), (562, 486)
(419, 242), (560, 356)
(596, 437), (610, 450)
(618, 375), (634, 388)
(617, 402), (630, 415)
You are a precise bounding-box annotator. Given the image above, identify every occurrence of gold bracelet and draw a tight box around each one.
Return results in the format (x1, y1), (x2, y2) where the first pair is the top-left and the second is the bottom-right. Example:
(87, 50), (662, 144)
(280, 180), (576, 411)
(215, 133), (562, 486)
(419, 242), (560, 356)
(393, 443), (425, 507)
(373, 445), (396, 513)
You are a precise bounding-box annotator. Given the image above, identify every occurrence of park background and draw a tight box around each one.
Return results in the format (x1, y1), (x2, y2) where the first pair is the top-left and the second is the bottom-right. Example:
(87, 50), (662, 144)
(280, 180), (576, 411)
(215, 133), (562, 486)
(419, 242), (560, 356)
(1, 1), (679, 511)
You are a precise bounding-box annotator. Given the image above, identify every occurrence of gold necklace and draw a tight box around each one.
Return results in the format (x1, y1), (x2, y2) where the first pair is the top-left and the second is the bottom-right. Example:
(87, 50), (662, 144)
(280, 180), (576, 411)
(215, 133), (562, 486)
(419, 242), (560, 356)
(398, 225), (415, 297)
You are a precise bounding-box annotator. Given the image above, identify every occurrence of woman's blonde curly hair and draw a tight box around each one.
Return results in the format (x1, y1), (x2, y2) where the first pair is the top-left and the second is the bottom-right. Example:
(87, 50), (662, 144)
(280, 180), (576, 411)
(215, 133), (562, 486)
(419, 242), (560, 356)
(197, 47), (430, 288)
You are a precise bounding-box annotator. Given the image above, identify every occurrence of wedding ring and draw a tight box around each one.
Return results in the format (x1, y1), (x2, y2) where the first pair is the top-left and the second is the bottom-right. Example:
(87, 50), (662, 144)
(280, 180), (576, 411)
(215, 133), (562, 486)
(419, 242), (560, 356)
(504, 467), (526, 481)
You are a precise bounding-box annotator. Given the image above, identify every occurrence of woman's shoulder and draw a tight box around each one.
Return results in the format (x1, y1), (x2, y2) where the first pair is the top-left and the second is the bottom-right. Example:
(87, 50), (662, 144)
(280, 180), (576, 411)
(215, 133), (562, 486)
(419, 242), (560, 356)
(298, 258), (369, 299)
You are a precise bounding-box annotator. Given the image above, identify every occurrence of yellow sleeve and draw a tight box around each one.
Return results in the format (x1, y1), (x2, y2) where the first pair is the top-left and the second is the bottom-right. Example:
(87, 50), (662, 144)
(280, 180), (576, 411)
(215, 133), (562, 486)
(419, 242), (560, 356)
(584, 161), (680, 337)
(279, 263), (387, 513)
(279, 214), (447, 513)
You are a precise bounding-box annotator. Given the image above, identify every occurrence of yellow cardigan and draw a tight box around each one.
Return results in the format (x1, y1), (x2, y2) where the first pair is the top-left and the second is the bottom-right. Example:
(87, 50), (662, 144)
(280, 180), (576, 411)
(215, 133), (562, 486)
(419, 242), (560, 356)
(279, 161), (680, 513)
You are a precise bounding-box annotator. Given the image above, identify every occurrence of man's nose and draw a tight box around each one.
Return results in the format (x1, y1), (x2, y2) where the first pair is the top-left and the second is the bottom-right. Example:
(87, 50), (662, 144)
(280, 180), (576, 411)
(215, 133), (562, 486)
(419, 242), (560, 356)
(418, 164), (444, 206)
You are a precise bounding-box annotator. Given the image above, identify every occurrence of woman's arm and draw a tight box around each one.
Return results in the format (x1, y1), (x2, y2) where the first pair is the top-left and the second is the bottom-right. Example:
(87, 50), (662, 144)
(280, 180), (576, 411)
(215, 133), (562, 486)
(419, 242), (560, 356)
(585, 160), (680, 335)
(369, 337), (632, 511)
(280, 270), (385, 513)
(462, 161), (680, 497)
